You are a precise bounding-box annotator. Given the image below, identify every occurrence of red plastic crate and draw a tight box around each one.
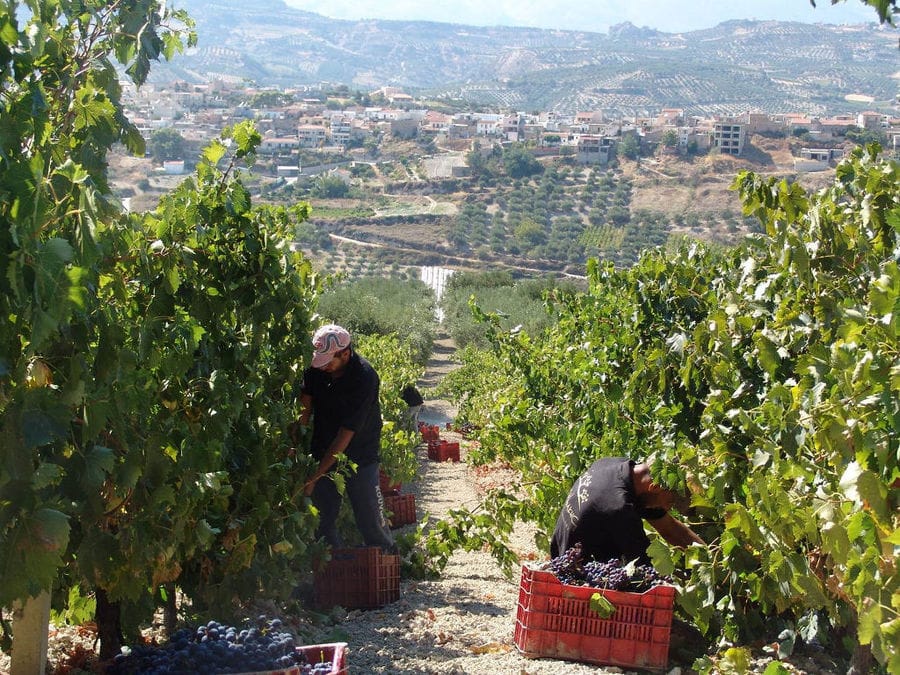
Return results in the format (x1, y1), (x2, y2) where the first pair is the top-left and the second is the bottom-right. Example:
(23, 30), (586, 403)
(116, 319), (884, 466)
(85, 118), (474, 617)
(234, 642), (348, 675)
(427, 440), (460, 462)
(379, 469), (401, 495)
(313, 547), (400, 610)
(384, 492), (416, 528)
(296, 642), (348, 674)
(514, 564), (675, 671)
(418, 423), (440, 441)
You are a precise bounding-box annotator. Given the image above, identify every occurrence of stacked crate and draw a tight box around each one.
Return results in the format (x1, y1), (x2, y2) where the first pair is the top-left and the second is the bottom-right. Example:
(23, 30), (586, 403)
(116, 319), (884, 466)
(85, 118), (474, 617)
(313, 547), (400, 610)
(427, 439), (460, 462)
(380, 469), (417, 528)
(418, 422), (461, 462)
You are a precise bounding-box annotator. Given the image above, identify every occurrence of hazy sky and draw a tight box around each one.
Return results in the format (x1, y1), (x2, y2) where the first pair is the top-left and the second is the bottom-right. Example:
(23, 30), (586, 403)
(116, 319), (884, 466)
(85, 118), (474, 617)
(282, 0), (878, 33)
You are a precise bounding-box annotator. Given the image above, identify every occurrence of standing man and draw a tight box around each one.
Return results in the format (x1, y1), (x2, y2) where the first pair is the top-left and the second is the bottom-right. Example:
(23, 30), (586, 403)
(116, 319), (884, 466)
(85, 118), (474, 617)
(550, 457), (704, 564)
(297, 324), (395, 552)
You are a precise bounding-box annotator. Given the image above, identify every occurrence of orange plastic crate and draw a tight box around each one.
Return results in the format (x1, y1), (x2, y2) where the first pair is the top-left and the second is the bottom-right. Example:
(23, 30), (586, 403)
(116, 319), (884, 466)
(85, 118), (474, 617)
(313, 547), (400, 610)
(385, 492), (416, 528)
(513, 564), (675, 671)
(427, 440), (460, 462)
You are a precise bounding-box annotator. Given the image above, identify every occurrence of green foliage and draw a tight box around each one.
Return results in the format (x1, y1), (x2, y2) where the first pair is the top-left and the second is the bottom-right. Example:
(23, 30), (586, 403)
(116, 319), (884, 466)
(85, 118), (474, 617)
(149, 128), (187, 163)
(620, 134), (641, 159)
(355, 334), (422, 486)
(311, 174), (350, 199)
(350, 163), (376, 179)
(0, 0), (359, 656)
(246, 91), (292, 108)
(432, 345), (517, 429)
(441, 272), (568, 349)
(316, 277), (436, 365)
(430, 147), (900, 668)
(662, 130), (678, 149)
(845, 0), (898, 24)
(502, 144), (544, 179)
(0, 0), (194, 614)
(846, 127), (889, 148)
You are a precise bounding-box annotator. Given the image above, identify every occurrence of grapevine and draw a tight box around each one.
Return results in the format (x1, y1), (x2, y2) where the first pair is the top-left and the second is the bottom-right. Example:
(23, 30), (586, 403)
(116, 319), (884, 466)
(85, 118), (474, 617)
(437, 146), (899, 671)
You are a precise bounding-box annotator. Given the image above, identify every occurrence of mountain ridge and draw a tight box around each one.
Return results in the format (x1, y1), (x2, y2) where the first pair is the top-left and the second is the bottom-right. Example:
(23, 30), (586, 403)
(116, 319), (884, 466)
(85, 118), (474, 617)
(157, 0), (897, 116)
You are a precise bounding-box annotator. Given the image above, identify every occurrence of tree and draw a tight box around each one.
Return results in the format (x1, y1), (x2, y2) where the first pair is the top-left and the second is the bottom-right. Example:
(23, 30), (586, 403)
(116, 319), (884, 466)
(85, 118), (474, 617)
(149, 127), (187, 162)
(428, 146), (900, 672)
(662, 130), (678, 149)
(311, 174), (350, 198)
(0, 0), (196, 657)
(503, 144), (543, 179)
(620, 134), (641, 159)
(513, 219), (547, 248)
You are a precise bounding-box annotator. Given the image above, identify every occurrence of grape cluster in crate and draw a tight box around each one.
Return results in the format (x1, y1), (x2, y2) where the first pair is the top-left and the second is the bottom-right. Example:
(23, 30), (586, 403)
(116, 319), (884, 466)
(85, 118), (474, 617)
(544, 543), (673, 591)
(107, 615), (343, 674)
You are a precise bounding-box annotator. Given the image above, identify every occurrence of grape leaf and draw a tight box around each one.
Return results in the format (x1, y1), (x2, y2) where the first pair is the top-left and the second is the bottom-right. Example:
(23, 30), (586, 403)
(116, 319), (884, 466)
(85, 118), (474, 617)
(589, 592), (616, 618)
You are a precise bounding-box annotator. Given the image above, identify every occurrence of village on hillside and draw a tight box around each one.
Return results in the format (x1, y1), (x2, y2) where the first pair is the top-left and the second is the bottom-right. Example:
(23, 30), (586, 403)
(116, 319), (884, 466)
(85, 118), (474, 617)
(122, 80), (899, 179)
(111, 80), (899, 278)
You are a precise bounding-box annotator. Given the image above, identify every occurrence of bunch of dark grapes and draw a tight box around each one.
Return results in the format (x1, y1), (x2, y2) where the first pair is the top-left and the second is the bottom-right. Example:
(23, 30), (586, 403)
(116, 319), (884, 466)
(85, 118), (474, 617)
(544, 542), (584, 584)
(304, 659), (336, 674)
(545, 549), (672, 592)
(107, 615), (329, 674)
(583, 559), (631, 590)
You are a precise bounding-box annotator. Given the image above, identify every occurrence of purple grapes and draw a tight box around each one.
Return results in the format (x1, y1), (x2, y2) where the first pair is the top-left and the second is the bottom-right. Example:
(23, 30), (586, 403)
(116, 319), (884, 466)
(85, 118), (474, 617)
(108, 615), (329, 674)
(544, 547), (672, 592)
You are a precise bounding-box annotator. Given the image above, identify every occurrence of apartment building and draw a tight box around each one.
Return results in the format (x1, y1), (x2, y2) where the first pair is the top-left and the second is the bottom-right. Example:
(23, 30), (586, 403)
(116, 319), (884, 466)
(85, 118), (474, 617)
(329, 116), (353, 146)
(576, 136), (616, 164)
(712, 121), (746, 156)
(297, 124), (327, 148)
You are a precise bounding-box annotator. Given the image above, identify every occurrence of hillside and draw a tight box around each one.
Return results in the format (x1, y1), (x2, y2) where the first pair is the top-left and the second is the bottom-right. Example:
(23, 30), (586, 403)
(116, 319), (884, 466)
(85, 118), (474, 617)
(258, 135), (843, 278)
(110, 131), (842, 279)
(157, 0), (898, 116)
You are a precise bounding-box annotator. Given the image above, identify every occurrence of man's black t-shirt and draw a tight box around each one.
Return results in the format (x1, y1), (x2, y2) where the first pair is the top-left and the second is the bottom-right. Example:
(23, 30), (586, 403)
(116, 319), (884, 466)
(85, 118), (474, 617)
(300, 352), (382, 467)
(550, 457), (665, 564)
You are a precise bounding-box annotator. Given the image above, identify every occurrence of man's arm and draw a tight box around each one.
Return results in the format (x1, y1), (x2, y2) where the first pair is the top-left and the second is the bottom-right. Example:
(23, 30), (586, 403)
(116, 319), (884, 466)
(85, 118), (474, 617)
(303, 427), (355, 496)
(648, 513), (705, 548)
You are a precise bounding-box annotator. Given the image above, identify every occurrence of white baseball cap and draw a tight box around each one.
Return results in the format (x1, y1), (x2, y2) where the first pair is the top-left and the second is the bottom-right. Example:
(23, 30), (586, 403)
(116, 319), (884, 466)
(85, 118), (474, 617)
(311, 324), (351, 368)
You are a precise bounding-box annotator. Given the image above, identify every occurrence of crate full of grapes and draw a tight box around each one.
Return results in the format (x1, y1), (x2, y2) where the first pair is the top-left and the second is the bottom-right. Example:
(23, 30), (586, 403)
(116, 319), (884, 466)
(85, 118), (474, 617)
(107, 616), (348, 674)
(418, 423), (440, 441)
(513, 549), (676, 671)
(313, 546), (400, 610)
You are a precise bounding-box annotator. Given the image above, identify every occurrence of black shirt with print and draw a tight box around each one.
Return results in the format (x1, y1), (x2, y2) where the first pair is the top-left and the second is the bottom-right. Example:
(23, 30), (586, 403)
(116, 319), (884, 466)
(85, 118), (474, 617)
(550, 457), (665, 564)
